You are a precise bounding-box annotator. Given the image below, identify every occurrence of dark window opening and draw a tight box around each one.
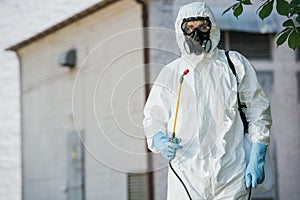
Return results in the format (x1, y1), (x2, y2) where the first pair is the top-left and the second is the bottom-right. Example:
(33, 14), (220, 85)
(218, 31), (272, 60)
(296, 47), (300, 61)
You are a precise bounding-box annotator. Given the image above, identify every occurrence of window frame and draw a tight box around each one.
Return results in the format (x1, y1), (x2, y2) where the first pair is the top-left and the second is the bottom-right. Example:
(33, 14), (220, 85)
(218, 31), (273, 60)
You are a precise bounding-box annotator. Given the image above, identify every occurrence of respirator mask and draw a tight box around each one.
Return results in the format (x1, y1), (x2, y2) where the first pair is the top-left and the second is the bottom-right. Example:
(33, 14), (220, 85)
(181, 16), (212, 55)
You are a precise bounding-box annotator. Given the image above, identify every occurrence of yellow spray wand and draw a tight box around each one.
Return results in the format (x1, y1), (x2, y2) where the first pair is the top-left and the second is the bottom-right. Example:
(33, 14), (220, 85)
(170, 69), (189, 144)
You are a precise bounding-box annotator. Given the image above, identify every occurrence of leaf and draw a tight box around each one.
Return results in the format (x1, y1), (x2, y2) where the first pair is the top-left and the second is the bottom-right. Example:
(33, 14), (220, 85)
(276, 27), (290, 35)
(291, 0), (300, 6)
(289, 4), (298, 16)
(283, 19), (295, 27)
(233, 3), (243, 18)
(276, 28), (292, 46)
(258, 0), (274, 20)
(257, 0), (269, 13)
(242, 0), (252, 5)
(288, 29), (300, 50)
(222, 4), (236, 16)
(276, 0), (290, 17)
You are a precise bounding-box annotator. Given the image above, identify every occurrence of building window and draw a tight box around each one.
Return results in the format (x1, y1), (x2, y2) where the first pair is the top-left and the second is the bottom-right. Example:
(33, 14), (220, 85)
(218, 31), (272, 60)
(128, 173), (150, 200)
(296, 47), (300, 61)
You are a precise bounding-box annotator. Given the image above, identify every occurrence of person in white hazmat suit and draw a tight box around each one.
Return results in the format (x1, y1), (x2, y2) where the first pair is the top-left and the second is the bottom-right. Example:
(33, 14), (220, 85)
(143, 2), (272, 200)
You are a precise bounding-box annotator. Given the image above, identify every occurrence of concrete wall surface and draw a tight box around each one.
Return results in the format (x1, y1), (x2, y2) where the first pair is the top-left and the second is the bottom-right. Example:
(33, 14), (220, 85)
(0, 0), (99, 199)
(17, 0), (146, 199)
(3, 0), (300, 200)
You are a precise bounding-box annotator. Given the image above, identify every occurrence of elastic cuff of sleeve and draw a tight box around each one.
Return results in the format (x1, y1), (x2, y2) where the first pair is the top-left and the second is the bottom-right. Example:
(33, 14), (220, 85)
(147, 136), (160, 153)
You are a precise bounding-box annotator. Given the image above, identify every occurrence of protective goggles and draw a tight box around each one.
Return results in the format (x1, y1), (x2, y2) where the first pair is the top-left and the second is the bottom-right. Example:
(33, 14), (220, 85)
(181, 16), (211, 36)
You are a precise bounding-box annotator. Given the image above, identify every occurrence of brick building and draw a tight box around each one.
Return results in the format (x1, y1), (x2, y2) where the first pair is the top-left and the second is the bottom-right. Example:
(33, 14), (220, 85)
(7, 0), (300, 200)
(7, 0), (149, 199)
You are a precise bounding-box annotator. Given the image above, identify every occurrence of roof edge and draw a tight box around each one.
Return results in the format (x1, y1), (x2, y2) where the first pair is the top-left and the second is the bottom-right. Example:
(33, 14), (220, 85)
(6, 0), (121, 51)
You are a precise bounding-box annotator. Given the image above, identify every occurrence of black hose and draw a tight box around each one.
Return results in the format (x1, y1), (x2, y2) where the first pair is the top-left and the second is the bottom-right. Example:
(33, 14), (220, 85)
(169, 162), (252, 200)
(169, 162), (192, 200)
(248, 187), (252, 200)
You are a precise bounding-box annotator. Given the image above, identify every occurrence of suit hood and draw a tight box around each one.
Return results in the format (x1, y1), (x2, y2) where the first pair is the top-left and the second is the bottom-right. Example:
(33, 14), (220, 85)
(175, 2), (220, 62)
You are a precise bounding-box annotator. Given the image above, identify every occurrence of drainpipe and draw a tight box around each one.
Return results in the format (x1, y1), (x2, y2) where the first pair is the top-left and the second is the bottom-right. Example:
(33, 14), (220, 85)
(15, 51), (24, 200)
(135, 0), (150, 98)
(135, 1), (153, 200)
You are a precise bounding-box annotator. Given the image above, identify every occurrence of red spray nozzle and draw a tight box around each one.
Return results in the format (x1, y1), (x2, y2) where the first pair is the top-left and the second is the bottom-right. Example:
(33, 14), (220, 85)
(180, 69), (189, 83)
(183, 69), (189, 75)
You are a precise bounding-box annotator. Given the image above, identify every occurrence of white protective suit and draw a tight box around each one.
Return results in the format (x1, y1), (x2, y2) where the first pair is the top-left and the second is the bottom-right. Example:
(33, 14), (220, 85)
(143, 2), (272, 200)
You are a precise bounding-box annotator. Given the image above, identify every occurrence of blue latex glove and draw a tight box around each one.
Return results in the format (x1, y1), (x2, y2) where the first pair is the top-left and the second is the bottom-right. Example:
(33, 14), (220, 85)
(152, 131), (182, 161)
(245, 142), (267, 188)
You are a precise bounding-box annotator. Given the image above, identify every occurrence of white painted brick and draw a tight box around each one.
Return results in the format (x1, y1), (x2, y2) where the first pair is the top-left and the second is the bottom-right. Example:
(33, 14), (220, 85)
(0, 0), (100, 199)
(2, 0), (300, 200)
(13, 0), (146, 200)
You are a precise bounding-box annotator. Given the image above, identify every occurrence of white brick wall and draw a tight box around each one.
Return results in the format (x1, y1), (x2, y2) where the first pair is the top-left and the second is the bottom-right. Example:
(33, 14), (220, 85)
(0, 1), (100, 199)
(15, 0), (147, 199)
(2, 0), (300, 200)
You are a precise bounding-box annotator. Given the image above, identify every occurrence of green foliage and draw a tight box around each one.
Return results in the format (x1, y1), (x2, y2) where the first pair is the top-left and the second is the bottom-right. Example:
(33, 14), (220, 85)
(276, 0), (290, 16)
(276, 28), (292, 46)
(234, 3), (244, 17)
(224, 0), (300, 50)
(283, 19), (295, 27)
(242, 0), (252, 5)
(288, 30), (300, 49)
(258, 0), (274, 20)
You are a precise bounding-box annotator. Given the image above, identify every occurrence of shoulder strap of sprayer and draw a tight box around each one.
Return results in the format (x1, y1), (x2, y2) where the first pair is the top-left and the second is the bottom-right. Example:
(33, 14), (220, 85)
(225, 50), (249, 133)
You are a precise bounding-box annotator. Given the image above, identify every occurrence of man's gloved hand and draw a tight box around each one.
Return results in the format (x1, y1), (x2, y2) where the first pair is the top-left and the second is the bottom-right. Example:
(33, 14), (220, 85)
(152, 131), (182, 161)
(245, 142), (267, 188)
